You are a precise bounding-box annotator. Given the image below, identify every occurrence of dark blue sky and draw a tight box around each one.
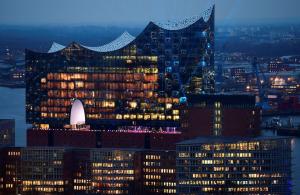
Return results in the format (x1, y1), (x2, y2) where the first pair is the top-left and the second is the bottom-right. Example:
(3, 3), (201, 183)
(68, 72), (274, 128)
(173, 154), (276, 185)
(0, 0), (300, 26)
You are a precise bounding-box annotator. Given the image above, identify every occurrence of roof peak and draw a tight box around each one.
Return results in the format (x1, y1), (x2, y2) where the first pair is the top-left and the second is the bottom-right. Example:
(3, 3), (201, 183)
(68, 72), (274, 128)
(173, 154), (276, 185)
(47, 31), (135, 53)
(153, 6), (214, 30)
(48, 42), (66, 53)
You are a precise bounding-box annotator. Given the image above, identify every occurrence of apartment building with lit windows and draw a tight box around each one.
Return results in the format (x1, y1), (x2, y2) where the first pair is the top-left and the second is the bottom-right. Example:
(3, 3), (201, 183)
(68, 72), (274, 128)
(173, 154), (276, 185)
(0, 147), (178, 195)
(18, 147), (138, 195)
(176, 136), (292, 195)
(137, 150), (177, 195)
(69, 148), (178, 195)
(0, 147), (21, 195)
(89, 148), (138, 194)
(20, 147), (67, 195)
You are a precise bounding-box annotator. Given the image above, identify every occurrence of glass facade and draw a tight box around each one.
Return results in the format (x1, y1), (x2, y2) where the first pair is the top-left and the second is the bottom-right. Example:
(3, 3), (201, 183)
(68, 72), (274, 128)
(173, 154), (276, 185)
(21, 147), (65, 194)
(25, 7), (215, 129)
(90, 149), (136, 194)
(15, 147), (178, 195)
(176, 136), (292, 194)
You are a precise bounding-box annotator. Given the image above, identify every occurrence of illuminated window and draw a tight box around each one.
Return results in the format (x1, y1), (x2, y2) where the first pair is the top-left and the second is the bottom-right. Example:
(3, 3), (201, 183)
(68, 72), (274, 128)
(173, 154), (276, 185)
(41, 78), (47, 83)
(116, 114), (122, 119)
(75, 81), (84, 88)
(40, 124), (49, 129)
(166, 103), (172, 109)
(129, 101), (137, 108)
(172, 110), (179, 115)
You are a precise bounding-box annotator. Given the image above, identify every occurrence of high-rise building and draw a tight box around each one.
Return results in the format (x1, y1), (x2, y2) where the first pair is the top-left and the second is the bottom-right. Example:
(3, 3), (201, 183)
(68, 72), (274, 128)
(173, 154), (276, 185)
(176, 136), (292, 194)
(25, 7), (215, 130)
(0, 119), (15, 147)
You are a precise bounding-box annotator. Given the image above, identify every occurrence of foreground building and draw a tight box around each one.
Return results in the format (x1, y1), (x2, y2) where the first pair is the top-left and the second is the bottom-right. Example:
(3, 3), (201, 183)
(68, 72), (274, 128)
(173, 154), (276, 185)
(0, 147), (21, 195)
(137, 150), (176, 194)
(0, 147), (176, 195)
(176, 136), (292, 194)
(21, 147), (66, 194)
(1, 136), (292, 195)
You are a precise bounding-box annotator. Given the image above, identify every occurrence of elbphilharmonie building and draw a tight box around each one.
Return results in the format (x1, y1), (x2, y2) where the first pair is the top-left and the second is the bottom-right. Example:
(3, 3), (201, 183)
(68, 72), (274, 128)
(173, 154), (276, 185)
(25, 7), (215, 129)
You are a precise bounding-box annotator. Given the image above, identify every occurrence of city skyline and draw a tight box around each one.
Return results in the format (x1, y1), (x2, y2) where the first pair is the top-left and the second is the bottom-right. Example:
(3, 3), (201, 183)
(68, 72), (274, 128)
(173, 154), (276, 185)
(0, 1), (299, 194)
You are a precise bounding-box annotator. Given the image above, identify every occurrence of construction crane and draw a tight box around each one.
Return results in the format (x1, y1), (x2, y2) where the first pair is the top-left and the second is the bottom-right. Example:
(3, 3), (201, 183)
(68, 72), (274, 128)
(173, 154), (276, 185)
(251, 57), (271, 110)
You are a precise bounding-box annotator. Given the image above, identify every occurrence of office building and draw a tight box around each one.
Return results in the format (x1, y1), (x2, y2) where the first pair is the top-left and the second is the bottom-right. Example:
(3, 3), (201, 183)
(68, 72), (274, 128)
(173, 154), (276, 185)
(21, 147), (67, 194)
(137, 150), (176, 195)
(176, 136), (292, 194)
(0, 147), (177, 195)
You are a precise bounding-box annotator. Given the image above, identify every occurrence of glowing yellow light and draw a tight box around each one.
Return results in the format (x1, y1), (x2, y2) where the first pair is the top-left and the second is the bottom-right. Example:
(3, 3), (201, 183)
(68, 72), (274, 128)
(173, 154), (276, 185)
(166, 103), (172, 109)
(129, 101), (137, 108)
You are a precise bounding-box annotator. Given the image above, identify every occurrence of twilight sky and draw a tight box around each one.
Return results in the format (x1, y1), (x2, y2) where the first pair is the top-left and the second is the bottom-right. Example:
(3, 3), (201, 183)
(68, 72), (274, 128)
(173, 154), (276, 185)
(0, 0), (299, 26)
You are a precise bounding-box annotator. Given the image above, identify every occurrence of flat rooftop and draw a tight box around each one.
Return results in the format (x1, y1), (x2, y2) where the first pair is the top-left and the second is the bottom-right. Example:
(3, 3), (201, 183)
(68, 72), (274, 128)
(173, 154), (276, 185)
(176, 136), (291, 145)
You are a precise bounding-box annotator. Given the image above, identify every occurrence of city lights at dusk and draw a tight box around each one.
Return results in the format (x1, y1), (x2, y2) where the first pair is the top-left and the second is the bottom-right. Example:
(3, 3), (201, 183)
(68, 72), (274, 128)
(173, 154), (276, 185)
(0, 0), (299, 194)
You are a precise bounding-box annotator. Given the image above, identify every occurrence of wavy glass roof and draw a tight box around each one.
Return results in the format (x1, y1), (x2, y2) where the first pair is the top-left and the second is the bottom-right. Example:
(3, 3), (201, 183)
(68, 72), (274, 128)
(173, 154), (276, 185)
(47, 6), (214, 53)
(153, 6), (213, 30)
(83, 31), (135, 52)
(47, 31), (135, 53)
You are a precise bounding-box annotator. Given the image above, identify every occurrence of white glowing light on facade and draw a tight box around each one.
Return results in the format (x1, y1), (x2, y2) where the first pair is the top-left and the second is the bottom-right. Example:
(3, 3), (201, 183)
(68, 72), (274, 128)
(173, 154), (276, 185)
(70, 99), (85, 125)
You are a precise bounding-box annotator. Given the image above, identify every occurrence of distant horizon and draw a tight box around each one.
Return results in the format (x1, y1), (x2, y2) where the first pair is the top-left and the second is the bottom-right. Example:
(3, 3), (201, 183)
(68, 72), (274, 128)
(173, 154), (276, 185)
(1, 19), (300, 28)
(1, 0), (300, 26)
